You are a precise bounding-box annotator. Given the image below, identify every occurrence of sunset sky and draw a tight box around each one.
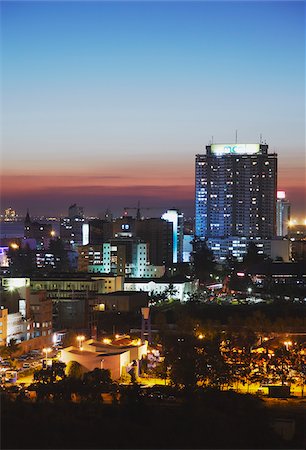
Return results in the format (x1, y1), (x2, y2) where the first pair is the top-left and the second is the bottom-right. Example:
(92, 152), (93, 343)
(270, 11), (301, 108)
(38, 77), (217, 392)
(1, 1), (305, 219)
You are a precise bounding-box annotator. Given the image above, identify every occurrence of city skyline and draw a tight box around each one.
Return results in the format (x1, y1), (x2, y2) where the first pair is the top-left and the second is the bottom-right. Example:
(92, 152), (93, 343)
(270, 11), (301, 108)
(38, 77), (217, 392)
(1, 1), (305, 218)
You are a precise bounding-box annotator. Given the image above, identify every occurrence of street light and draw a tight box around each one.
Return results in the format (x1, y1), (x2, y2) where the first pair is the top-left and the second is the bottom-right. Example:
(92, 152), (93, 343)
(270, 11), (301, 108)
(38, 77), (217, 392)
(284, 340), (292, 351)
(247, 287), (252, 295)
(43, 347), (51, 367)
(198, 334), (204, 340)
(76, 335), (85, 350)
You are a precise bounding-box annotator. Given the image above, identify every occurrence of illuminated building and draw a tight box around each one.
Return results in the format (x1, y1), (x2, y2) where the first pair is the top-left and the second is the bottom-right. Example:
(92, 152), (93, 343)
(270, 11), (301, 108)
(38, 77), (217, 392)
(88, 219), (113, 245)
(136, 218), (173, 266)
(87, 237), (165, 278)
(30, 274), (124, 329)
(0, 247), (9, 267)
(35, 251), (60, 270)
(1, 278), (52, 344)
(86, 216), (173, 267)
(161, 209), (184, 263)
(60, 204), (85, 247)
(276, 191), (290, 237)
(60, 338), (147, 380)
(124, 278), (199, 302)
(4, 208), (17, 221)
(93, 291), (149, 313)
(24, 210), (53, 248)
(207, 236), (290, 262)
(77, 245), (103, 272)
(195, 143), (277, 239)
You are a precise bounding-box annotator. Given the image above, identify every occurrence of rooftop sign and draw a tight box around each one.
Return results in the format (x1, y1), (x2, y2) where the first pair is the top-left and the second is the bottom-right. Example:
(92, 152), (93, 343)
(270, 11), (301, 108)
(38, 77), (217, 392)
(211, 144), (260, 155)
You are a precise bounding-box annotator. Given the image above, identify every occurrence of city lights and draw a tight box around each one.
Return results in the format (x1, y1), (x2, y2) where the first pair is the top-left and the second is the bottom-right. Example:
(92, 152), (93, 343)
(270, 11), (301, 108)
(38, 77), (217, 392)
(1, 1), (305, 448)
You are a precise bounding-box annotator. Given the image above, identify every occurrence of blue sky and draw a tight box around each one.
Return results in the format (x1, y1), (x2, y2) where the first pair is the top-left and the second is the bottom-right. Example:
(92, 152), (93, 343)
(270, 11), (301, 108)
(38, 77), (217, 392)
(1, 1), (305, 217)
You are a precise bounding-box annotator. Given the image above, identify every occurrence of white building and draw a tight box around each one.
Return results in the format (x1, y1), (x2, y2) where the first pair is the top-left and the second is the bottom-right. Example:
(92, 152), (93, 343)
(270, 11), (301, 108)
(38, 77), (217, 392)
(124, 279), (198, 302)
(161, 209), (184, 263)
(88, 239), (165, 278)
(276, 191), (291, 237)
(7, 312), (26, 344)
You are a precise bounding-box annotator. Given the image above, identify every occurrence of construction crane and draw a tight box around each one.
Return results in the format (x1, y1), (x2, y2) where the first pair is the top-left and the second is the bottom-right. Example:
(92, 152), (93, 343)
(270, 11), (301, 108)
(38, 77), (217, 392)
(123, 201), (171, 220)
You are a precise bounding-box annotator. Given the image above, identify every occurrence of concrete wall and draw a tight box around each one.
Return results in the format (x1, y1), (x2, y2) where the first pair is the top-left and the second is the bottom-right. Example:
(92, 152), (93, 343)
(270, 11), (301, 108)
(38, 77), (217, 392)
(17, 335), (53, 354)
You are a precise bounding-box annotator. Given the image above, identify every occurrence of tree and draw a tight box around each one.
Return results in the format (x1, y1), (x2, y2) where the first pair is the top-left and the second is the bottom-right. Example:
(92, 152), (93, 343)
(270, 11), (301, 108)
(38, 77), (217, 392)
(34, 361), (66, 384)
(0, 339), (20, 359)
(192, 240), (216, 282)
(83, 368), (112, 386)
(7, 244), (36, 277)
(154, 311), (167, 332)
(164, 334), (198, 389)
(65, 361), (83, 379)
(151, 359), (168, 384)
(242, 243), (271, 270)
(164, 283), (178, 301)
(48, 238), (69, 272)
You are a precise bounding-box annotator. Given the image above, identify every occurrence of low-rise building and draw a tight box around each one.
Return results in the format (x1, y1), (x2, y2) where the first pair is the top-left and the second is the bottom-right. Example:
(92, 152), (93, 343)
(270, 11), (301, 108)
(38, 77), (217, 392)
(207, 237), (291, 262)
(0, 278), (53, 345)
(0, 308), (8, 346)
(30, 274), (124, 330)
(93, 291), (149, 313)
(124, 278), (198, 302)
(60, 338), (147, 380)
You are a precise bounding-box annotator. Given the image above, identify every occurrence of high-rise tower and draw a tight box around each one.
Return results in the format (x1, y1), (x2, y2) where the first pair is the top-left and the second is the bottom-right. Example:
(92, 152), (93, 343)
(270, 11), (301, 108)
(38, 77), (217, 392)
(276, 191), (290, 237)
(195, 143), (277, 240)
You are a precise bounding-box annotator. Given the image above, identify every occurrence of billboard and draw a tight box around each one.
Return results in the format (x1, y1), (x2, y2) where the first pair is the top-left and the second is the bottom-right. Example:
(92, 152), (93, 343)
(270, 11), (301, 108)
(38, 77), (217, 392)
(211, 144), (260, 156)
(277, 191), (286, 199)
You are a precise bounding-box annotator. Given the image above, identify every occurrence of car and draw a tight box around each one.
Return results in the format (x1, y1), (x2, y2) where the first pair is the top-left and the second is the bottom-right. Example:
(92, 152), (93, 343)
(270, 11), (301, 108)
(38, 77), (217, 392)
(22, 363), (31, 369)
(30, 350), (40, 355)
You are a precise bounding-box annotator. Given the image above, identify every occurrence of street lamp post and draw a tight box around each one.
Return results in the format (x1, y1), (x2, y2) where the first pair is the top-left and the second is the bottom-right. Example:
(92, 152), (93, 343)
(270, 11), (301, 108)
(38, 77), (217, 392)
(43, 347), (51, 368)
(77, 335), (85, 350)
(284, 340), (292, 351)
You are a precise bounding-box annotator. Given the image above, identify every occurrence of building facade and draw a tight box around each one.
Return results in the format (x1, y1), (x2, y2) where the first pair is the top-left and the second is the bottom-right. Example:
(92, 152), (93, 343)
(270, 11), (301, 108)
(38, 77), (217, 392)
(195, 143), (277, 240)
(276, 191), (291, 237)
(161, 209), (184, 263)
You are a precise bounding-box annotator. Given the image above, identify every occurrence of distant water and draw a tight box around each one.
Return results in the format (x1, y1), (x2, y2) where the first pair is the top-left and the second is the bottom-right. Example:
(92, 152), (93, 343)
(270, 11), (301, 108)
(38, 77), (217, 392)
(0, 221), (24, 238)
(0, 221), (60, 239)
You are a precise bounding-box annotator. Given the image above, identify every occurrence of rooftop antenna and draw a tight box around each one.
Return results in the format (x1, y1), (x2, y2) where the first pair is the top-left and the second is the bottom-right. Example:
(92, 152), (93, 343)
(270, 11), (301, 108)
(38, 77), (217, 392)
(259, 133), (262, 143)
(235, 130), (238, 144)
(136, 200), (141, 221)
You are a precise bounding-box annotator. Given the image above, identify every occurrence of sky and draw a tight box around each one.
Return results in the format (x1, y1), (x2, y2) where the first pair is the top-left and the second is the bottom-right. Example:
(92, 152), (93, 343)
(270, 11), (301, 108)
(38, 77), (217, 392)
(1, 0), (305, 219)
